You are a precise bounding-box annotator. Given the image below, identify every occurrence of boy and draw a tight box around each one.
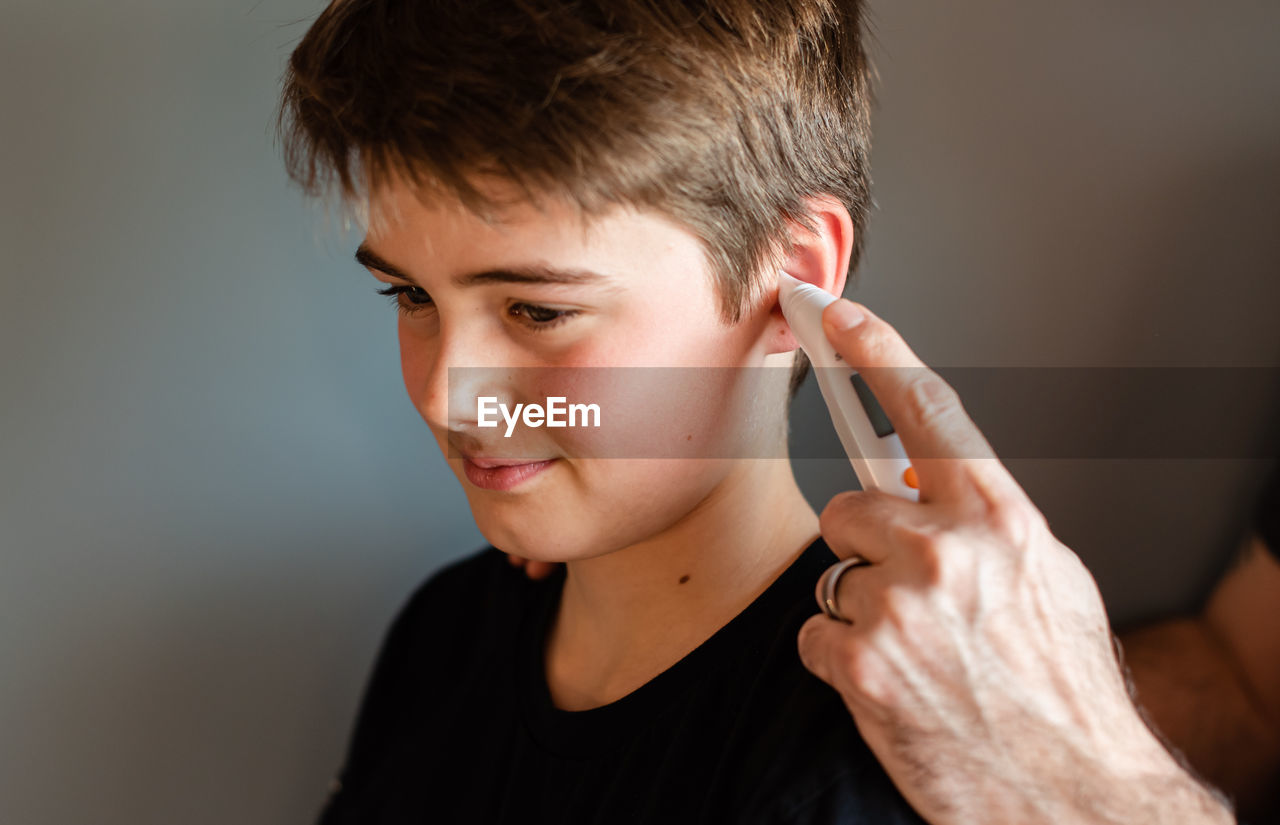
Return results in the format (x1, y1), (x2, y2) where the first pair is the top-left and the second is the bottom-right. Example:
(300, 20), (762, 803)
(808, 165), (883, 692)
(277, 1), (926, 821)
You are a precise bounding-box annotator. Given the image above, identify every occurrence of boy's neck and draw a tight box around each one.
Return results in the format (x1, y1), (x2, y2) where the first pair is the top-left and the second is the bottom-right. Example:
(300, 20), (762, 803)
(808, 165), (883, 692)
(542, 459), (820, 712)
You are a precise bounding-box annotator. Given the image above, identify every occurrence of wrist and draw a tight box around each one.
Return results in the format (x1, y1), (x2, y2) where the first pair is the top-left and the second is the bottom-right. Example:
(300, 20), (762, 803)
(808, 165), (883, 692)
(1060, 746), (1235, 825)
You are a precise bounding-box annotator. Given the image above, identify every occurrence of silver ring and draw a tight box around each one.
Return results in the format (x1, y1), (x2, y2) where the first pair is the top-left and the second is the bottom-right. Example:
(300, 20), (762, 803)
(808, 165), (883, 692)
(819, 555), (872, 624)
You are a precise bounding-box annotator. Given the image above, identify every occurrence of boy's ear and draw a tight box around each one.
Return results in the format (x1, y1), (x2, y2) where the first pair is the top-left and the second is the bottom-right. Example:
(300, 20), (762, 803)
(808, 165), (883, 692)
(766, 195), (854, 355)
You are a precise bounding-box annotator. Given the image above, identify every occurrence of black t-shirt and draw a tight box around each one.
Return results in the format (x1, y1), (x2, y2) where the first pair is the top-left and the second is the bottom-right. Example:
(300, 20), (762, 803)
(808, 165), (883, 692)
(1254, 461), (1280, 561)
(316, 535), (927, 824)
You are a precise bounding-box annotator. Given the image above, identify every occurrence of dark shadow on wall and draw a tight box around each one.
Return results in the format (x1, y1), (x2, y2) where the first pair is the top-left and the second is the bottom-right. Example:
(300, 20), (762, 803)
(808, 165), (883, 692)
(1028, 142), (1280, 624)
(791, 143), (1280, 627)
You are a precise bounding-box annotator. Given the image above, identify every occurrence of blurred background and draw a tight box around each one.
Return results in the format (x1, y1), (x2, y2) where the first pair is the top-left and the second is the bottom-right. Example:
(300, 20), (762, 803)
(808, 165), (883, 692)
(1, 0), (1277, 822)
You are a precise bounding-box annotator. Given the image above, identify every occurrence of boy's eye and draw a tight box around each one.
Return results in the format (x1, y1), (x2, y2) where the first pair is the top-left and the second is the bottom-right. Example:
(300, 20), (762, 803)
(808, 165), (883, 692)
(376, 284), (434, 315)
(508, 302), (580, 331)
(375, 285), (579, 332)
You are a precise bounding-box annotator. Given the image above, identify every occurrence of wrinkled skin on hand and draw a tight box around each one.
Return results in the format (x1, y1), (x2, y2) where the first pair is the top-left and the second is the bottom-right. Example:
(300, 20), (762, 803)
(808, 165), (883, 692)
(791, 299), (1233, 825)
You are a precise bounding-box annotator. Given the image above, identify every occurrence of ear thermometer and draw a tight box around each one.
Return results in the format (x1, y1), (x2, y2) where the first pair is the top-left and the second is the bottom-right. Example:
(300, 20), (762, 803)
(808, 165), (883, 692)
(777, 272), (919, 501)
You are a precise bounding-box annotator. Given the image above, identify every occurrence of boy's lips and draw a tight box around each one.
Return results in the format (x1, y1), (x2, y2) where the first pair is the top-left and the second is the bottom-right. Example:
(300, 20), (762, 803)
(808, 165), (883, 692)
(460, 455), (558, 491)
(460, 454), (553, 469)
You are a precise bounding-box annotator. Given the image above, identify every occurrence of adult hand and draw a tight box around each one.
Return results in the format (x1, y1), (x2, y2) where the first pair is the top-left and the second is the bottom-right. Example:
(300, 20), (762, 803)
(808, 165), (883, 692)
(795, 298), (1234, 825)
(504, 552), (558, 580)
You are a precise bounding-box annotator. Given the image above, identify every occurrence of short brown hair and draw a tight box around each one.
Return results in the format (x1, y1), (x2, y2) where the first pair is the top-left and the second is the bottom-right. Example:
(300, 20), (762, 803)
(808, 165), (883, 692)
(276, 0), (877, 399)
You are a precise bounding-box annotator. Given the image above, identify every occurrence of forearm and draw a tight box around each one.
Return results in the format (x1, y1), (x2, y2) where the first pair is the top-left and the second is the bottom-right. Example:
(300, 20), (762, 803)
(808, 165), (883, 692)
(1055, 745), (1235, 825)
(968, 696), (1236, 825)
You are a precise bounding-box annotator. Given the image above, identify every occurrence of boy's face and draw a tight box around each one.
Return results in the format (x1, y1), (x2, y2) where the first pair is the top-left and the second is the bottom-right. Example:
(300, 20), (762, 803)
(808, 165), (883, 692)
(360, 175), (790, 562)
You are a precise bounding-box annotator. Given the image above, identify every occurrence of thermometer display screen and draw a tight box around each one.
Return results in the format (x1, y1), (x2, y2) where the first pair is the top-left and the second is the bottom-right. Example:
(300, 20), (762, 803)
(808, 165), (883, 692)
(850, 372), (896, 439)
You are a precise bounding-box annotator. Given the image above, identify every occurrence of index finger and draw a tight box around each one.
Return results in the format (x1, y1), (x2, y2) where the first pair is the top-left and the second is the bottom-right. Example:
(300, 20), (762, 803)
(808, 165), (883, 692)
(820, 299), (1019, 505)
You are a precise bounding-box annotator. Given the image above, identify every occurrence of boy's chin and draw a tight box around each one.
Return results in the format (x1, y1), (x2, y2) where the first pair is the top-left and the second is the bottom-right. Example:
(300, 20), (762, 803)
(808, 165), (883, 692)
(497, 543), (607, 566)
(471, 513), (606, 565)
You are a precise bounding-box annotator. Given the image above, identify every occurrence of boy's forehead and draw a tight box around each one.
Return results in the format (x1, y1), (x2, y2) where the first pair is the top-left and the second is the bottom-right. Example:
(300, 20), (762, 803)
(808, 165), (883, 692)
(363, 173), (708, 278)
(367, 174), (603, 247)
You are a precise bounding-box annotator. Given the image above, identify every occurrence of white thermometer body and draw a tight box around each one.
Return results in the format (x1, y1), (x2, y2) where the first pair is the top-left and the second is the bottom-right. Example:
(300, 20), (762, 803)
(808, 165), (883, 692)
(777, 272), (919, 501)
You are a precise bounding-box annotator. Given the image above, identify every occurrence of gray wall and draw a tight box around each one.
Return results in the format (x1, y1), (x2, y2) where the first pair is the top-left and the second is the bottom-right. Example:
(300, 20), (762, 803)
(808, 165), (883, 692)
(1, 1), (1276, 823)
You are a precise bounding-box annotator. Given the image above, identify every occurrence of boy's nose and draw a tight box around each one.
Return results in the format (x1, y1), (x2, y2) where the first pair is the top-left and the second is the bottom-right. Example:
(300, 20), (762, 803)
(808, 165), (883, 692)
(415, 331), (521, 436)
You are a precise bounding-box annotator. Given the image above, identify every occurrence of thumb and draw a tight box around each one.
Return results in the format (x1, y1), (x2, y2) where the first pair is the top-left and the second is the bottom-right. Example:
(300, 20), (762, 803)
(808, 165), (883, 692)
(797, 613), (850, 692)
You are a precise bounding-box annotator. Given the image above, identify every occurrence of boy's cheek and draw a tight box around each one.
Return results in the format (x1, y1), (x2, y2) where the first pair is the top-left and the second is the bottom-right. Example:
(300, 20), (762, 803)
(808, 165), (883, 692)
(412, 364), (751, 461)
(531, 366), (769, 461)
(461, 458), (731, 563)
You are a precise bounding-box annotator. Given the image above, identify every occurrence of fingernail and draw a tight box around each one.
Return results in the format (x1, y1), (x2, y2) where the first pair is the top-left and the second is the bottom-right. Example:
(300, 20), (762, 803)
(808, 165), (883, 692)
(826, 300), (867, 332)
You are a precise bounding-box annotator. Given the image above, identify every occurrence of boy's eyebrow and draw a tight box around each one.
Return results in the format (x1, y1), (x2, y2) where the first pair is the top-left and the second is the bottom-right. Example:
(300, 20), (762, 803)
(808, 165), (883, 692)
(355, 242), (616, 289)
